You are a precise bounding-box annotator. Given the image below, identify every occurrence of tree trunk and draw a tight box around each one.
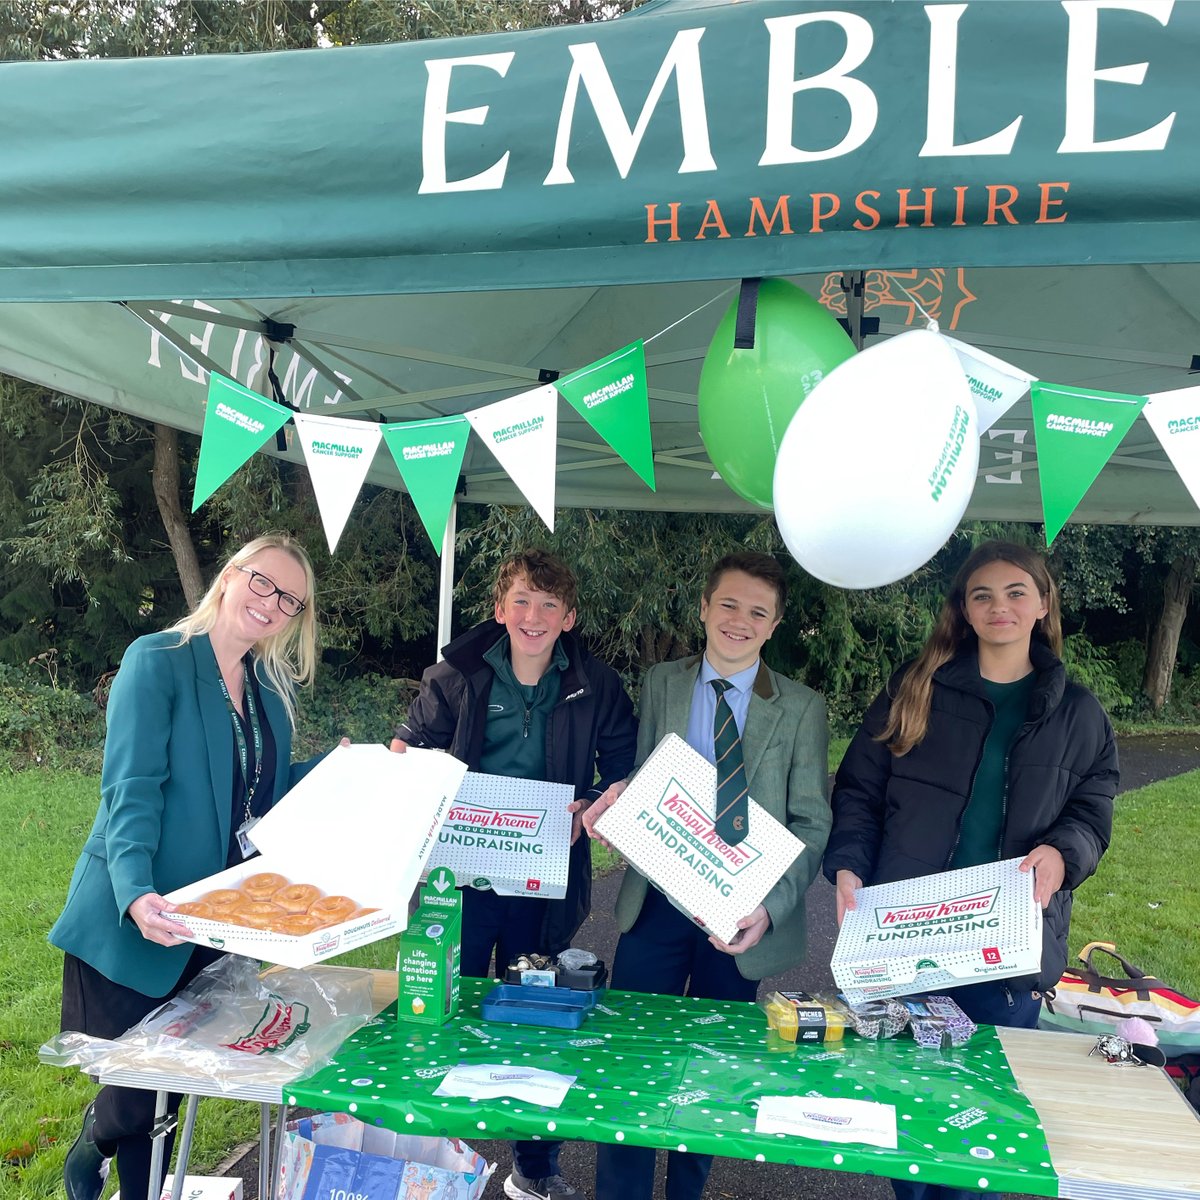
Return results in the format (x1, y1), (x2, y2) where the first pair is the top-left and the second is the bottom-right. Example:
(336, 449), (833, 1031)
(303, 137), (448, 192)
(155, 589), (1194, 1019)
(152, 423), (205, 608)
(1141, 553), (1196, 711)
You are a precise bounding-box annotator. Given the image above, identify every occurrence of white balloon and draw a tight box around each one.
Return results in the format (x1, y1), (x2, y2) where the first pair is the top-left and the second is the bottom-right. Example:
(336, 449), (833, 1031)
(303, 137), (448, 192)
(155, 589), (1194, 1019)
(772, 329), (979, 588)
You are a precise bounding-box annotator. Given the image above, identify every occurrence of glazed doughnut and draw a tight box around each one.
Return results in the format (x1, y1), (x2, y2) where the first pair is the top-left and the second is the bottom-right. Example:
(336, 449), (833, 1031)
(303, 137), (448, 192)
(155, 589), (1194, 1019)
(241, 872), (289, 901)
(278, 912), (323, 935)
(201, 888), (244, 911)
(272, 882), (321, 913)
(173, 900), (219, 919)
(309, 895), (357, 927)
(229, 901), (287, 930)
(349, 907), (380, 920)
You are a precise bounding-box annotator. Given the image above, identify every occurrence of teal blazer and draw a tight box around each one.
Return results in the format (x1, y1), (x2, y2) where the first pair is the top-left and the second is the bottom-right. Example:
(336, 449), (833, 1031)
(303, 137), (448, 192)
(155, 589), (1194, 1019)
(612, 656), (832, 981)
(49, 631), (308, 998)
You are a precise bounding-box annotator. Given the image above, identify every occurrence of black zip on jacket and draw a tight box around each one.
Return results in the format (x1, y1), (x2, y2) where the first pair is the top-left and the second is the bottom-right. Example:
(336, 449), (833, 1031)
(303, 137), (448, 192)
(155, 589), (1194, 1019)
(822, 641), (1118, 991)
(396, 620), (638, 954)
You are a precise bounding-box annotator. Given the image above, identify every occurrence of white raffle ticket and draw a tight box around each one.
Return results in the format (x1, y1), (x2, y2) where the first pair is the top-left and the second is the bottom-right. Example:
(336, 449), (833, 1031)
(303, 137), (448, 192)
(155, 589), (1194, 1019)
(831, 857), (1042, 1004)
(593, 733), (805, 944)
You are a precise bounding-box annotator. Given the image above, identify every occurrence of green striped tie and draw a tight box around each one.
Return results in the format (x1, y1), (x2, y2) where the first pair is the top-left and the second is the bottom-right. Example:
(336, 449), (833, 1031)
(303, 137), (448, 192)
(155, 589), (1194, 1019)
(710, 678), (749, 845)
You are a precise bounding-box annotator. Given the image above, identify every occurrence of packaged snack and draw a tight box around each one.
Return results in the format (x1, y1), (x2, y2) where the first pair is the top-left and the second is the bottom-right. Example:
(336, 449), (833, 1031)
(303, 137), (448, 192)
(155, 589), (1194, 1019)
(902, 994), (978, 1048)
(838, 994), (909, 1040)
(763, 991), (848, 1043)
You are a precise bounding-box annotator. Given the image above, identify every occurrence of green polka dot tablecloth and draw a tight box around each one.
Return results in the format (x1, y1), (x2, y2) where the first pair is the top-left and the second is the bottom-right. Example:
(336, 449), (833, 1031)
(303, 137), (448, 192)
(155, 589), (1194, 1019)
(288, 980), (1058, 1195)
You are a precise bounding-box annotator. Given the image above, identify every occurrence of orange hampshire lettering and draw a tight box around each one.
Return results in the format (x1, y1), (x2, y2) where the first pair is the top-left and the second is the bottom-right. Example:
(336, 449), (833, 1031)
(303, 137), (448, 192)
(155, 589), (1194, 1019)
(853, 191), (881, 231)
(811, 193), (840, 233)
(1037, 181), (1069, 224)
(897, 186), (936, 228)
(985, 184), (1019, 225)
(644, 201), (681, 243)
(695, 199), (730, 239)
(746, 195), (793, 237)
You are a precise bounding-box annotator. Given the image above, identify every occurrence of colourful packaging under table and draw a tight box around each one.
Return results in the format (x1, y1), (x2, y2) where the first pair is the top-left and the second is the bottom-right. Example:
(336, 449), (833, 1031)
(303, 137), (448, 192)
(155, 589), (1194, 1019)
(289, 980), (1059, 1196)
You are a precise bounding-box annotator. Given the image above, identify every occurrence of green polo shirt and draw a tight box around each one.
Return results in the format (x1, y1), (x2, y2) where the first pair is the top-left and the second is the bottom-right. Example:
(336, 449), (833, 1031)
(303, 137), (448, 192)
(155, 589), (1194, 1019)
(950, 671), (1036, 870)
(479, 634), (567, 781)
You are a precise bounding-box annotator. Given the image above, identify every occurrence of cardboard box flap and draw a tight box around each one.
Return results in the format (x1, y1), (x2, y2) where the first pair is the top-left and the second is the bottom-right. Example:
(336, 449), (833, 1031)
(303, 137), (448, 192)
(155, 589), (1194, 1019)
(249, 744), (467, 905)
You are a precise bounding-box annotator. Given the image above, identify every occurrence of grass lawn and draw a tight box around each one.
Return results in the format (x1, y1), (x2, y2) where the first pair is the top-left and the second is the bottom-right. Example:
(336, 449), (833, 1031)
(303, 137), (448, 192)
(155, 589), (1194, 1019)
(3, 760), (1195, 1198)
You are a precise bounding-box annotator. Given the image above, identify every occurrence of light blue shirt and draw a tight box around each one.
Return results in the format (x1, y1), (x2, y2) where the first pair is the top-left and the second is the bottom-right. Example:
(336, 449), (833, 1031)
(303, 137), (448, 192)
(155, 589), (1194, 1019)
(685, 657), (758, 765)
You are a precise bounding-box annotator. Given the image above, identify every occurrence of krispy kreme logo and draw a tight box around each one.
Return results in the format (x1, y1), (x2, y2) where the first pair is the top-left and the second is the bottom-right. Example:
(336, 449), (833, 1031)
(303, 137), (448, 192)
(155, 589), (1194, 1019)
(222, 997), (310, 1055)
(655, 781), (761, 874)
(445, 803), (545, 837)
(803, 1111), (853, 1126)
(875, 888), (999, 930)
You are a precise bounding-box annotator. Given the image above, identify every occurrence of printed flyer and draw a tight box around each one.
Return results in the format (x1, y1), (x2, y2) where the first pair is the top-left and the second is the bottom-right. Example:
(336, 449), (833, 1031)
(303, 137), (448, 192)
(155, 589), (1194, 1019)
(422, 772), (574, 898)
(593, 733), (805, 944)
(831, 858), (1042, 1004)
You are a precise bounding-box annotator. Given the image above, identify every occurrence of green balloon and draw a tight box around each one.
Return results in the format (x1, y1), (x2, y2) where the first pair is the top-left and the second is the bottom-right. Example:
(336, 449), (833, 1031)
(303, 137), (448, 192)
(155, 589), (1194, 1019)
(699, 279), (856, 509)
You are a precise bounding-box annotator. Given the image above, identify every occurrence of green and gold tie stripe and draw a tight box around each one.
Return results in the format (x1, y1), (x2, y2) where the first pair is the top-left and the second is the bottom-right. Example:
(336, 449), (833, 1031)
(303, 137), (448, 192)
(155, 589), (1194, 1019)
(710, 677), (749, 845)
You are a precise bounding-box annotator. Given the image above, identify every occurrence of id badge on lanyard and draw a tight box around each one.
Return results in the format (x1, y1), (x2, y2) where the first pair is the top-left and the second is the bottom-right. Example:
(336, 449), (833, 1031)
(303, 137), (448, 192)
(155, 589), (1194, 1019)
(217, 653), (265, 860)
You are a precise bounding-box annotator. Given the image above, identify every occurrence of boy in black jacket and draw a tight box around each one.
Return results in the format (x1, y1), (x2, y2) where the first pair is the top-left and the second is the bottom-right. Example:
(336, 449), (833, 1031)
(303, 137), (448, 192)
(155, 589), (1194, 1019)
(391, 548), (637, 1200)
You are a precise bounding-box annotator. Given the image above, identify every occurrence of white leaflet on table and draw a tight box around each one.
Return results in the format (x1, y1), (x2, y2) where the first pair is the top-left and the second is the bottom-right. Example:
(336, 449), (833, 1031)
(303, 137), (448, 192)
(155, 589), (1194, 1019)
(754, 1095), (898, 1149)
(433, 1064), (576, 1107)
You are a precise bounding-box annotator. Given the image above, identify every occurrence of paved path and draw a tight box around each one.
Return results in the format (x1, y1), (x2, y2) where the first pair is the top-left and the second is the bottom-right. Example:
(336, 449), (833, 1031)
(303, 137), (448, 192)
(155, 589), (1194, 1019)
(230, 733), (1198, 1199)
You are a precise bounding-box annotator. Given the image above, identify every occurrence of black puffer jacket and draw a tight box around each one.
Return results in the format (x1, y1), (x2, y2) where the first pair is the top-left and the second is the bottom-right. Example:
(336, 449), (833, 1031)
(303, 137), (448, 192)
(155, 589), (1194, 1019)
(823, 642), (1118, 991)
(396, 621), (637, 954)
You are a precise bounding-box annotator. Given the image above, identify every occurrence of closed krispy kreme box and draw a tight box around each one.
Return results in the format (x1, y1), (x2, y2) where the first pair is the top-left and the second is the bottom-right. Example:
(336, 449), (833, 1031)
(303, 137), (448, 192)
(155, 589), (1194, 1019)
(593, 733), (805, 944)
(163, 744), (467, 969)
(832, 857), (1042, 1005)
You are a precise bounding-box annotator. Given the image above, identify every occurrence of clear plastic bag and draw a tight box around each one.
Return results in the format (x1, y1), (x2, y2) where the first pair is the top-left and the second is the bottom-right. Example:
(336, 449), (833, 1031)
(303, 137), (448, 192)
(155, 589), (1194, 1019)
(41, 955), (377, 1092)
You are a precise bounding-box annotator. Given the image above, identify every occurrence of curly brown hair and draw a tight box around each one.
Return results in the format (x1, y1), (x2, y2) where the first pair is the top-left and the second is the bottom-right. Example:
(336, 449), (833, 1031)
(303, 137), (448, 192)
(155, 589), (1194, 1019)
(492, 548), (578, 612)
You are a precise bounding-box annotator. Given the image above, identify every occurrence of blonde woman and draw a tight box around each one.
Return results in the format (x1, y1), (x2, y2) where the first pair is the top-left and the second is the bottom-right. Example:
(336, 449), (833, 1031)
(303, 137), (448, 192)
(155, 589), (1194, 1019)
(51, 534), (325, 1200)
(823, 539), (1118, 1200)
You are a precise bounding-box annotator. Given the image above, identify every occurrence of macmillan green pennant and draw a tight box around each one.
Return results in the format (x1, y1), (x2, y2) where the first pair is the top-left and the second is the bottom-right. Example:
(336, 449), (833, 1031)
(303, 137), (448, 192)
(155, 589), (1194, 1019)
(380, 415), (471, 551)
(556, 340), (655, 490)
(1031, 382), (1147, 545)
(192, 374), (292, 511)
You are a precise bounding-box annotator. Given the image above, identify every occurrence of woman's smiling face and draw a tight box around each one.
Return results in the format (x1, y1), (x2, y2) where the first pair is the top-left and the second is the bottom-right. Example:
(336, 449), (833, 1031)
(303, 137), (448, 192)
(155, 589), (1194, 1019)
(962, 559), (1048, 651)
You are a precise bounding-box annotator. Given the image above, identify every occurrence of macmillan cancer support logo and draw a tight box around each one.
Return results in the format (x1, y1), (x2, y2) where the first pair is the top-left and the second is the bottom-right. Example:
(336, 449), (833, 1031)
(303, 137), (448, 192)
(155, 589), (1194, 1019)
(1166, 415), (1200, 435)
(1044, 412), (1114, 438)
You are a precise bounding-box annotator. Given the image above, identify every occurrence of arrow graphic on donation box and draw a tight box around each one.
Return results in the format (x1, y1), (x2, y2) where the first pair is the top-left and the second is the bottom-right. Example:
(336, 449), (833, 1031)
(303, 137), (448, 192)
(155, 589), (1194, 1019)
(431, 869), (453, 894)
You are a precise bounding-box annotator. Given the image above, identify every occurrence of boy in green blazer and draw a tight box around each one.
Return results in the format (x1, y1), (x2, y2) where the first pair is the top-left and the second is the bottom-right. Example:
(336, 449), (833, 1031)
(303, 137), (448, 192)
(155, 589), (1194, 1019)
(583, 550), (831, 1200)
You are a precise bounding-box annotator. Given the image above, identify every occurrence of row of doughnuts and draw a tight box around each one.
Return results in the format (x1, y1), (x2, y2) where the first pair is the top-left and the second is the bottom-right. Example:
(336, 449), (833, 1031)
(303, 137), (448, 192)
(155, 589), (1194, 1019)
(174, 872), (377, 935)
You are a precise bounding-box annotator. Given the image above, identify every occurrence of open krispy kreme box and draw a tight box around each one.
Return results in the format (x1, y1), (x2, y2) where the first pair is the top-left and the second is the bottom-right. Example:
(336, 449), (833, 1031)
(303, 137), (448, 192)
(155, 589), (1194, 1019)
(163, 744), (468, 969)
(592, 733), (805, 945)
(831, 857), (1042, 1005)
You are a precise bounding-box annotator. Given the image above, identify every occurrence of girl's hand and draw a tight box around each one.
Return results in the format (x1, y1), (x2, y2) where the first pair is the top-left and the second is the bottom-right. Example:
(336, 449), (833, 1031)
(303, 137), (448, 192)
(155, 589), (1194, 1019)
(835, 869), (863, 927)
(128, 892), (192, 945)
(582, 780), (627, 848)
(1020, 844), (1066, 908)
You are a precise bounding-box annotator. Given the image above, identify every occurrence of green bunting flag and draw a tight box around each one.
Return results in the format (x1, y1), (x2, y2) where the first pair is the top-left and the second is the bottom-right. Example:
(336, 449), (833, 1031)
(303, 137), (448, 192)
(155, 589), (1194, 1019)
(1031, 382), (1147, 544)
(380, 415), (471, 551)
(193, 374), (292, 511)
(556, 340), (655, 490)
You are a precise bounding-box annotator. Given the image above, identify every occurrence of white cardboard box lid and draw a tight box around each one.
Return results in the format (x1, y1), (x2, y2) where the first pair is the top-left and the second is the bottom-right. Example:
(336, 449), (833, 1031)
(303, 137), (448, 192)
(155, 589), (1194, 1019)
(831, 858), (1042, 1001)
(248, 743), (467, 905)
(593, 732), (804, 943)
(423, 770), (574, 897)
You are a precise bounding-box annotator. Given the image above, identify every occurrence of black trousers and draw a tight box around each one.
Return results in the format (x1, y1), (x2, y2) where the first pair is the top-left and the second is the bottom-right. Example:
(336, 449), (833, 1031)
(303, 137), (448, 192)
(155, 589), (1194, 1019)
(61, 947), (221, 1200)
(594, 886), (760, 1200)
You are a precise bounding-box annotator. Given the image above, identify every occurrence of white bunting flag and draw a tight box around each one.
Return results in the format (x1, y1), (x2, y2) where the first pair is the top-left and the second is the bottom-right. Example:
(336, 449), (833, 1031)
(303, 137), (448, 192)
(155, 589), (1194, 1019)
(293, 412), (383, 552)
(944, 336), (1035, 434)
(465, 384), (559, 529)
(1144, 386), (1200, 512)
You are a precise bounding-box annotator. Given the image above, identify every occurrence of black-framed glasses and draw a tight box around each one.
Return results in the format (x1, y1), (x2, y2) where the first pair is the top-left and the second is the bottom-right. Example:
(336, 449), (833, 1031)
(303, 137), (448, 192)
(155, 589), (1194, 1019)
(233, 566), (306, 617)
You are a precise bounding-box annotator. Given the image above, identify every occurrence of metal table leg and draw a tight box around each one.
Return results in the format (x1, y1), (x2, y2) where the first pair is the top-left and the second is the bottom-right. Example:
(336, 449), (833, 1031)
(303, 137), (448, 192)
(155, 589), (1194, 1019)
(146, 1089), (173, 1200)
(259, 1103), (273, 1200)
(170, 1094), (200, 1196)
(267, 1102), (291, 1200)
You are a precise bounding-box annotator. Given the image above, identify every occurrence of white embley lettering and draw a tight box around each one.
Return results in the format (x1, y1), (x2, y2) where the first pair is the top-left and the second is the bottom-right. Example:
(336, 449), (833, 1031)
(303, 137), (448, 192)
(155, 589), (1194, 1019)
(420, 3), (1177, 194)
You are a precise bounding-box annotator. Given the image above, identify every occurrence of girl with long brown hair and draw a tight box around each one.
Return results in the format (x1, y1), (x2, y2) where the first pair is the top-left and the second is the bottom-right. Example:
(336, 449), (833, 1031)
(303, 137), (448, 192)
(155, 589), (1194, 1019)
(823, 540), (1117, 1199)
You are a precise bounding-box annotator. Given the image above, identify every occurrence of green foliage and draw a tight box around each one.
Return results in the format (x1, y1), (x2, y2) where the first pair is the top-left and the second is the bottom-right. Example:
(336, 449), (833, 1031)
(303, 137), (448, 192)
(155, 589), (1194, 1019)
(293, 670), (420, 761)
(1060, 632), (1134, 714)
(0, 664), (103, 773)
